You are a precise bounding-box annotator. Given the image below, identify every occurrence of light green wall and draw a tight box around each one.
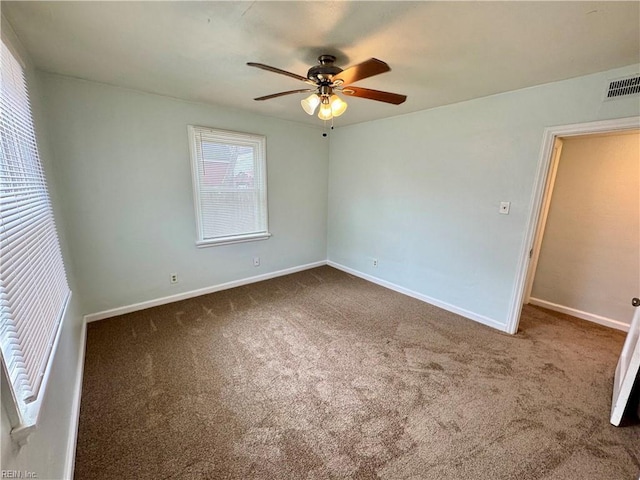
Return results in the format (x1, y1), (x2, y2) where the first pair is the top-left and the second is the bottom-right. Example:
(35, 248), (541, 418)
(39, 73), (329, 315)
(328, 64), (640, 329)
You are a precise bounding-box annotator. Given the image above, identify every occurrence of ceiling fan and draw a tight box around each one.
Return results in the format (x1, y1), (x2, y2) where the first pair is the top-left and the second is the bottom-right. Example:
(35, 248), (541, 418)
(247, 55), (407, 121)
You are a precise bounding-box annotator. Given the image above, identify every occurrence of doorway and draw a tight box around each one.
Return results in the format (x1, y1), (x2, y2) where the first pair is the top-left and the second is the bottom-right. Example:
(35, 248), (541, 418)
(526, 130), (639, 330)
(506, 117), (640, 334)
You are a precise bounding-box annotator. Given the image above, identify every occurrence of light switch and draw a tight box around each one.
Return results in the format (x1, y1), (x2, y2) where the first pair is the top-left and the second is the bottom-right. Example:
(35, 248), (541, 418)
(499, 202), (511, 215)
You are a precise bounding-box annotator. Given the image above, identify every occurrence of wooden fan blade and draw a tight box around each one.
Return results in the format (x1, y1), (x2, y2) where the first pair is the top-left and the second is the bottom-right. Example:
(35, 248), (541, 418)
(333, 58), (390, 86)
(254, 89), (316, 101)
(247, 62), (313, 84)
(340, 86), (407, 105)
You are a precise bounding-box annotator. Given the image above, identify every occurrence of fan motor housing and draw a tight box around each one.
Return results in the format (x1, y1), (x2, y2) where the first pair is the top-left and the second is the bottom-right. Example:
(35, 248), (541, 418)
(307, 55), (342, 84)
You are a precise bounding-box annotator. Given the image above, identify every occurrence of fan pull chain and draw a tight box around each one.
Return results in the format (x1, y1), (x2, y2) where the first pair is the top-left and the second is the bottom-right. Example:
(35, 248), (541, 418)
(322, 118), (335, 138)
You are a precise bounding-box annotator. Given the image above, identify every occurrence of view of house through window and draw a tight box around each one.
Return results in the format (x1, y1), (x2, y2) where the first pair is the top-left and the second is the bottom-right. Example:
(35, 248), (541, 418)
(188, 126), (270, 246)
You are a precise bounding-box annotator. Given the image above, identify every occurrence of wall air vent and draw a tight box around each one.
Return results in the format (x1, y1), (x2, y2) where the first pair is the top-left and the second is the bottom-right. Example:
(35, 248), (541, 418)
(604, 74), (640, 101)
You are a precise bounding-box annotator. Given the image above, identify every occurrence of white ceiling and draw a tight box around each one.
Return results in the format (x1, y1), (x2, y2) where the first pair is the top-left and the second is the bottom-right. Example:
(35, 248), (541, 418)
(3, 1), (639, 126)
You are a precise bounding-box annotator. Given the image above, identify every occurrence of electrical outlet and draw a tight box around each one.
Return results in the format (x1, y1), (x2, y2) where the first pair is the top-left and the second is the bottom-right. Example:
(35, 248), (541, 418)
(170, 273), (178, 284)
(253, 256), (260, 267)
(373, 258), (378, 267)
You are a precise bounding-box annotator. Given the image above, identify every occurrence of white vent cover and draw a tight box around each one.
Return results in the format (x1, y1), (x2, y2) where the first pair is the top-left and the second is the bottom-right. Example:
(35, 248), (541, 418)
(604, 74), (640, 101)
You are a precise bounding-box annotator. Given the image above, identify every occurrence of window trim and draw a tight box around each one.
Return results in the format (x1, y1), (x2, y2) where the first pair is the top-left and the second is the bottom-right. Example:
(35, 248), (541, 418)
(2, 294), (71, 446)
(187, 125), (271, 247)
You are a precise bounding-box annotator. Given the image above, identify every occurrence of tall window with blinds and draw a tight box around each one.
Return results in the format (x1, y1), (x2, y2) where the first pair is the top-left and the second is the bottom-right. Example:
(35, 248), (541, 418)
(188, 126), (270, 246)
(0, 39), (70, 432)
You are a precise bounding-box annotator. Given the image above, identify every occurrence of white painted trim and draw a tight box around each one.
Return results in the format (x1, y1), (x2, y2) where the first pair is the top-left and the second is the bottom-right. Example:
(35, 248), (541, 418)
(196, 232), (271, 248)
(84, 261), (327, 322)
(63, 320), (87, 480)
(187, 125), (269, 248)
(327, 261), (507, 333)
(528, 297), (630, 332)
(4, 293), (72, 445)
(505, 116), (640, 335)
(523, 137), (563, 303)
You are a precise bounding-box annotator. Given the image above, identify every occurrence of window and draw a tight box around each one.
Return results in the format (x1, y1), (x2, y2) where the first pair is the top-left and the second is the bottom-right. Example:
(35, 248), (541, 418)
(188, 126), (270, 246)
(0, 38), (70, 441)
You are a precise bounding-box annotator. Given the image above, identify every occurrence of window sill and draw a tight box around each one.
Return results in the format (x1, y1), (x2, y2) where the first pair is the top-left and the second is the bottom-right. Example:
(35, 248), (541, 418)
(3, 292), (72, 447)
(196, 232), (272, 248)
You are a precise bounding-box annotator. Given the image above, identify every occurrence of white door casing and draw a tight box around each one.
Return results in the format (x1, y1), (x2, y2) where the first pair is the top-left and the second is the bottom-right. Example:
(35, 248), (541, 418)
(522, 137), (563, 304)
(506, 116), (640, 335)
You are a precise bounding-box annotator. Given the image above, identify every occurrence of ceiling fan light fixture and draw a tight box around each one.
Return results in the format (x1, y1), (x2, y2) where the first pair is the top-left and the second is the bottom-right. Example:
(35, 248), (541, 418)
(301, 93), (321, 115)
(329, 94), (348, 117)
(318, 102), (333, 120)
(248, 55), (406, 123)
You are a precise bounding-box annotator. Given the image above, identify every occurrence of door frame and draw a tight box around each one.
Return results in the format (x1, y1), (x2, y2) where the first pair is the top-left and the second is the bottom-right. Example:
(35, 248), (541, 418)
(504, 116), (640, 335)
(521, 136), (564, 304)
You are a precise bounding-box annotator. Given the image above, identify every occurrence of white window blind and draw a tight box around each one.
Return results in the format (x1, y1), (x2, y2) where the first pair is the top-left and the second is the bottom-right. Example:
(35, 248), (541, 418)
(188, 126), (270, 246)
(0, 39), (70, 429)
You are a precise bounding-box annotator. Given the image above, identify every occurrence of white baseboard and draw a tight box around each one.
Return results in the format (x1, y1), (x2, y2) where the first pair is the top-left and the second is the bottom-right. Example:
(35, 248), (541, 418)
(528, 297), (629, 332)
(84, 261), (327, 323)
(63, 320), (87, 480)
(327, 261), (507, 333)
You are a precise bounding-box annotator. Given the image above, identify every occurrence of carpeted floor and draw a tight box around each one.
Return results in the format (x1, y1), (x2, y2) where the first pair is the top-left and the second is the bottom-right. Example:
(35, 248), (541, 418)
(74, 266), (640, 479)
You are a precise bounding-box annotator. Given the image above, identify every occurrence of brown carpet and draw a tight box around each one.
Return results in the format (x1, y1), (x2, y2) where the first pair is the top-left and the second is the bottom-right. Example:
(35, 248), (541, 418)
(74, 266), (640, 479)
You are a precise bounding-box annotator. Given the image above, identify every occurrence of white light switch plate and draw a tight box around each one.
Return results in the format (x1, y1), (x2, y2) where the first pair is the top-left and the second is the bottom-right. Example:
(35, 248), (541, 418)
(499, 202), (511, 215)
